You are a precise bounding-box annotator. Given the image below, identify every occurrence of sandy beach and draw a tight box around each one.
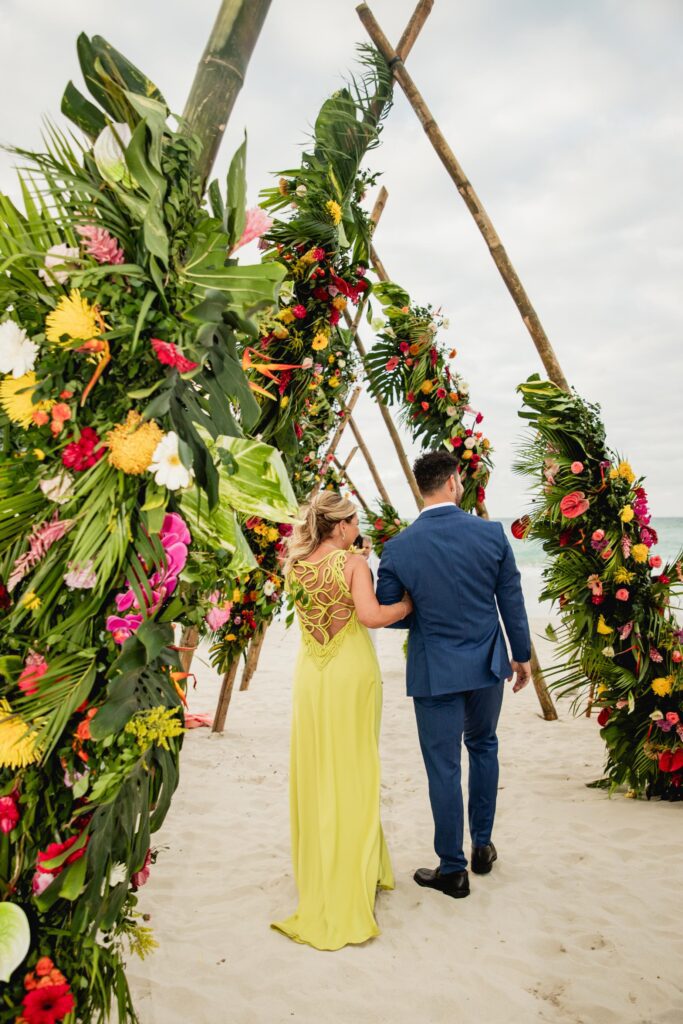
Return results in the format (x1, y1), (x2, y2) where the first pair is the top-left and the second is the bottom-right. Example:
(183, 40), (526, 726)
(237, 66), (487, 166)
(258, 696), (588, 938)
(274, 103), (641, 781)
(127, 613), (683, 1024)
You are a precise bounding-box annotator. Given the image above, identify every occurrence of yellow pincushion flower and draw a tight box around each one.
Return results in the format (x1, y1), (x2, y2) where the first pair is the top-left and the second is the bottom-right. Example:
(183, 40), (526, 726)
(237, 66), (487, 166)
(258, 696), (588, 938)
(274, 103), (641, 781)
(107, 411), (164, 475)
(0, 372), (51, 428)
(325, 200), (342, 225)
(312, 332), (329, 351)
(631, 543), (649, 564)
(596, 614), (613, 635)
(0, 699), (41, 768)
(619, 505), (634, 523)
(651, 676), (674, 697)
(45, 289), (104, 343)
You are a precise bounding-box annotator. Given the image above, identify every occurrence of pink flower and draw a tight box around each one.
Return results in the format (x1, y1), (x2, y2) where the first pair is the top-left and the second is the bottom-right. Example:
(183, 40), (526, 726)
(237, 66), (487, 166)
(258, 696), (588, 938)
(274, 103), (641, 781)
(649, 555), (662, 569)
(386, 356), (400, 371)
(586, 575), (603, 597)
(151, 337), (199, 373)
(206, 605), (231, 631)
(64, 560), (97, 590)
(615, 588), (630, 601)
(8, 512), (75, 591)
(292, 305), (307, 320)
(570, 461), (584, 474)
(18, 652), (48, 695)
(160, 512), (191, 549)
(560, 491), (590, 519)
(230, 208), (273, 253)
(649, 646), (663, 663)
(0, 795), (20, 833)
(666, 712), (680, 725)
(592, 529), (605, 543)
(77, 224), (125, 264)
(131, 848), (152, 890)
(32, 870), (55, 896)
(106, 613), (144, 644)
(618, 621), (633, 640)
(399, 341), (410, 354)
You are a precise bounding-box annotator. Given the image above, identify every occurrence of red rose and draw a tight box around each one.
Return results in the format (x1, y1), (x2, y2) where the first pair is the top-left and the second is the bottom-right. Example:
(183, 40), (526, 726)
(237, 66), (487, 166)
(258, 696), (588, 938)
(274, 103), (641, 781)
(559, 491), (590, 519)
(476, 486), (486, 504)
(312, 286), (328, 301)
(451, 436), (463, 448)
(374, 519), (385, 531)
(406, 391), (415, 403)
(329, 308), (341, 326)
(597, 708), (611, 727)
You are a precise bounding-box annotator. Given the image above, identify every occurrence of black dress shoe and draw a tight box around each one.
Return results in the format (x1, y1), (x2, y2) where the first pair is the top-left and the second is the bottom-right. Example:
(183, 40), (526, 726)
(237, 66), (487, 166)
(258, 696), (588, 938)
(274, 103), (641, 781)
(413, 867), (470, 899)
(471, 842), (497, 875)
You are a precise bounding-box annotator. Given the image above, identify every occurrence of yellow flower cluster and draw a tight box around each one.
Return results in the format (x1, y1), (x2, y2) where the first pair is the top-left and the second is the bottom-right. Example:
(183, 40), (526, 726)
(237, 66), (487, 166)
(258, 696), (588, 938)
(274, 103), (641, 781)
(107, 411), (163, 475)
(609, 461), (635, 484)
(22, 591), (41, 611)
(277, 308), (295, 325)
(619, 505), (634, 523)
(331, 296), (347, 312)
(325, 199), (342, 225)
(124, 707), (184, 751)
(45, 289), (104, 343)
(596, 614), (613, 635)
(0, 373), (52, 428)
(651, 676), (674, 697)
(631, 543), (649, 564)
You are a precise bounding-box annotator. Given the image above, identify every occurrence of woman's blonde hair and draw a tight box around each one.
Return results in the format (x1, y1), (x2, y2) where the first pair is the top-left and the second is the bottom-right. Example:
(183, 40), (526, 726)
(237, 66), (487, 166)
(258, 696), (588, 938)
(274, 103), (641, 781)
(284, 491), (357, 574)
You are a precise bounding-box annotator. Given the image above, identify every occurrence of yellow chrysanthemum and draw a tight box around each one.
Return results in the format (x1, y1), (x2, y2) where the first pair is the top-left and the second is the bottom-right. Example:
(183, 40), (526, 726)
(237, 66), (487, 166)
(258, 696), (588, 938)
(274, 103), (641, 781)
(596, 614), (613, 635)
(331, 296), (347, 312)
(328, 377), (340, 388)
(325, 200), (342, 225)
(107, 411), (164, 475)
(610, 460), (635, 484)
(421, 380), (434, 394)
(619, 505), (634, 523)
(651, 676), (674, 697)
(614, 567), (634, 584)
(0, 699), (41, 769)
(45, 289), (104, 343)
(312, 332), (329, 351)
(631, 543), (649, 564)
(0, 373), (52, 428)
(277, 308), (295, 324)
(232, 589), (242, 603)
(267, 528), (280, 543)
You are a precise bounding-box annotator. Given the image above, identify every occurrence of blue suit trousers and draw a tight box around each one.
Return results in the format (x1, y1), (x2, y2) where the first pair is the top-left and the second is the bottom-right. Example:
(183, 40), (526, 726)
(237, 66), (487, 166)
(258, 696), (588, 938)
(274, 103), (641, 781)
(413, 682), (504, 874)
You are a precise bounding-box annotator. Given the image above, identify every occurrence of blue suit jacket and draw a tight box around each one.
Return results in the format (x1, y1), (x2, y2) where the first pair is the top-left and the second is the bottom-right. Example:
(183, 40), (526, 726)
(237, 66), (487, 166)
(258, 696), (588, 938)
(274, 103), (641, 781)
(376, 505), (531, 697)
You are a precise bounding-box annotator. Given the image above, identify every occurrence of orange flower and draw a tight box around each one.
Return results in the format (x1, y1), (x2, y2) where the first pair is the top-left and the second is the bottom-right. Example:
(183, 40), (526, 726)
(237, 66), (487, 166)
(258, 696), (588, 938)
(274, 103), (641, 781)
(32, 409), (50, 426)
(24, 972), (38, 991)
(35, 958), (54, 978)
(409, 343), (420, 355)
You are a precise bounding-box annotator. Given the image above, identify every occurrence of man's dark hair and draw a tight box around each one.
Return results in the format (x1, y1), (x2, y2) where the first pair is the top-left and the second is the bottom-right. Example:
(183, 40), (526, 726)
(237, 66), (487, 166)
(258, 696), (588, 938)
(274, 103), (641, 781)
(413, 451), (460, 496)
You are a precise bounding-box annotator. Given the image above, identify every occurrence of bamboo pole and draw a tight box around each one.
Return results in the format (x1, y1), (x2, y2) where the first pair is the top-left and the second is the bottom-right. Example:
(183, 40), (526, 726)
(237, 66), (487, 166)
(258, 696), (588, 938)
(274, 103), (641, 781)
(239, 621), (268, 691)
(367, 0), (434, 123)
(347, 414), (393, 505)
(212, 659), (240, 733)
(334, 457), (371, 513)
(178, 624), (199, 674)
(356, 2), (570, 392)
(342, 445), (359, 469)
(183, 0), (273, 186)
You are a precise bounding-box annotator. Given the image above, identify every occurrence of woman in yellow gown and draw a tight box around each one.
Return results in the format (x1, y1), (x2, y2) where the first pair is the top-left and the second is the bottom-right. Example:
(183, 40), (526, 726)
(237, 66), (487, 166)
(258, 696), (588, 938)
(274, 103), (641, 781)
(272, 493), (412, 950)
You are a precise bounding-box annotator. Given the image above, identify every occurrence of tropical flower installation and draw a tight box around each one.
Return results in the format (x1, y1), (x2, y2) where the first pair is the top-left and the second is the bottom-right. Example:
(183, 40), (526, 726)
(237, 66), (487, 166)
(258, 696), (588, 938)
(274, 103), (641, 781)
(514, 376), (683, 798)
(364, 284), (492, 512)
(0, 36), (296, 1021)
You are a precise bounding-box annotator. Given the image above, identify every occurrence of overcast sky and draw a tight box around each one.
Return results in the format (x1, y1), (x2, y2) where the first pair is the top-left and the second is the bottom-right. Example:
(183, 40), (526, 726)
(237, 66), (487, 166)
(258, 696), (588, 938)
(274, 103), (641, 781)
(1, 0), (681, 517)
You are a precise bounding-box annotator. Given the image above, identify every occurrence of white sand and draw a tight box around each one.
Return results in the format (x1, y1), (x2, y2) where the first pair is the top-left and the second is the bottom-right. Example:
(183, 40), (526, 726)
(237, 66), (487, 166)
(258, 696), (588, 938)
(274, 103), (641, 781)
(128, 616), (683, 1024)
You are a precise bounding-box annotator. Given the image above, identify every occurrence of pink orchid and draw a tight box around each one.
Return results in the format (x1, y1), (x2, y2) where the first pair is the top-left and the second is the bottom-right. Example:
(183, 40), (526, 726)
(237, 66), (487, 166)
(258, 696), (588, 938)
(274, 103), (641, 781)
(230, 208), (273, 253)
(77, 224), (125, 264)
(8, 512), (75, 591)
(160, 512), (191, 549)
(106, 613), (144, 644)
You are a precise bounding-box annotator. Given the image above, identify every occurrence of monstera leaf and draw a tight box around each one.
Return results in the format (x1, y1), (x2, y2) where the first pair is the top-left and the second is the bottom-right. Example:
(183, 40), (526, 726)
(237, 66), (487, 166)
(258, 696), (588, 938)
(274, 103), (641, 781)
(0, 902), (31, 982)
(210, 434), (298, 523)
(180, 488), (258, 575)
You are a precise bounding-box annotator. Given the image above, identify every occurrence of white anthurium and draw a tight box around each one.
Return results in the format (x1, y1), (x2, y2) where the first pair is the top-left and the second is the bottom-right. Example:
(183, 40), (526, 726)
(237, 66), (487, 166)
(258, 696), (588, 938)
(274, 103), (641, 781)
(149, 432), (193, 490)
(279, 281), (295, 305)
(38, 243), (79, 286)
(0, 320), (39, 378)
(93, 122), (135, 187)
(602, 646), (616, 658)
(39, 471), (74, 504)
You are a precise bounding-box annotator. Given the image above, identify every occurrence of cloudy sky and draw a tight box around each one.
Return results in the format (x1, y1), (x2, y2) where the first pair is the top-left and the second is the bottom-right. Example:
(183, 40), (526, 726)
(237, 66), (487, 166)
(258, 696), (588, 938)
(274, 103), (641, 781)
(1, 0), (681, 517)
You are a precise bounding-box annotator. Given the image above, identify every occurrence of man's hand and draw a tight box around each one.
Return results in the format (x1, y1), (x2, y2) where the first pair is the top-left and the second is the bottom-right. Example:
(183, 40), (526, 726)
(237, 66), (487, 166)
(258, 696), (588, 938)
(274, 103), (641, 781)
(507, 660), (532, 693)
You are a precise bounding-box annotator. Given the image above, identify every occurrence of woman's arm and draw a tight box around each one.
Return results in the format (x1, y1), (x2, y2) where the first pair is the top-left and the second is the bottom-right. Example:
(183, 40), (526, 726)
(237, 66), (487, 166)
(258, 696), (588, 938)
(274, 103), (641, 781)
(348, 554), (412, 628)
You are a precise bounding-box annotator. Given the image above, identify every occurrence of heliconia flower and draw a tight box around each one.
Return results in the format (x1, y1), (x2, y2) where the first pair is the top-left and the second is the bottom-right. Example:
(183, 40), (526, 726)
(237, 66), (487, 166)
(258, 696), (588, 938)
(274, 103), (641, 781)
(649, 646), (664, 663)
(93, 122), (135, 187)
(618, 621), (633, 640)
(77, 224), (125, 265)
(149, 431), (193, 490)
(64, 560), (97, 590)
(150, 337), (199, 373)
(8, 512), (75, 592)
(0, 319), (39, 378)
(621, 534), (631, 558)
(230, 207), (274, 253)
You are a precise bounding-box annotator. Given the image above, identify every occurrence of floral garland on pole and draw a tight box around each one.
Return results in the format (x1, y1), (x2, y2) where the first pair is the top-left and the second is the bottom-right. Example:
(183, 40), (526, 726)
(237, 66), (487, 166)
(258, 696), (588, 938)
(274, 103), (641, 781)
(0, 36), (296, 1021)
(364, 501), (409, 557)
(364, 284), (493, 512)
(514, 376), (683, 798)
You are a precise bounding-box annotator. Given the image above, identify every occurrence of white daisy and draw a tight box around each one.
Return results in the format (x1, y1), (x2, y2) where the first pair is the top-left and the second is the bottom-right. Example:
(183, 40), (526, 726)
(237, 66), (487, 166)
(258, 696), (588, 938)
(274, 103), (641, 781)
(0, 319), (39, 378)
(149, 432), (193, 490)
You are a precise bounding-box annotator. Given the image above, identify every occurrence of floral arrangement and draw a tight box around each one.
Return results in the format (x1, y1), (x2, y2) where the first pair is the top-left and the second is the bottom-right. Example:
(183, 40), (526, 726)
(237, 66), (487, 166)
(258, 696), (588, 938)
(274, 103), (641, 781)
(0, 36), (296, 1021)
(364, 501), (409, 557)
(514, 376), (683, 798)
(364, 284), (493, 512)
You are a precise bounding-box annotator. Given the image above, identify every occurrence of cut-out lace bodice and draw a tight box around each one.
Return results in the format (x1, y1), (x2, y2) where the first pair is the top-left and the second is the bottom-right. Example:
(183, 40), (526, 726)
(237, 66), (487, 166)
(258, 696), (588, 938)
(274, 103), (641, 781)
(288, 550), (357, 661)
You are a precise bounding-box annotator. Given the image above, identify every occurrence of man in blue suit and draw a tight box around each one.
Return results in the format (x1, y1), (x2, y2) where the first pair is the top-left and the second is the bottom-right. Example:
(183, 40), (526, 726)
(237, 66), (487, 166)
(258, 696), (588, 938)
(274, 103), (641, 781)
(376, 451), (531, 899)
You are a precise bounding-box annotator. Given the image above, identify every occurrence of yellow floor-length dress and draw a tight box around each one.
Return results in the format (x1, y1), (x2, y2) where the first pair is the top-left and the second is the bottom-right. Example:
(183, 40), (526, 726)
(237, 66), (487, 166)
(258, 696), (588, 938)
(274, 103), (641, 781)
(271, 549), (394, 950)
